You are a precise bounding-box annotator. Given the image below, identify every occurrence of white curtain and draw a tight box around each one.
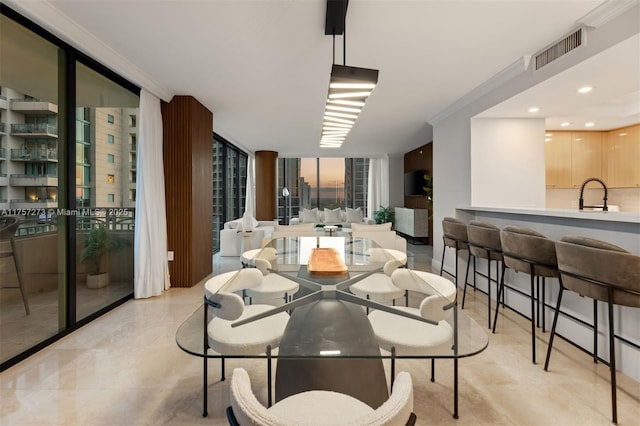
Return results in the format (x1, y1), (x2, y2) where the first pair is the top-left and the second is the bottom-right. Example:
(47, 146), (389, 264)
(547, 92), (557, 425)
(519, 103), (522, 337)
(367, 156), (390, 217)
(244, 155), (256, 217)
(134, 89), (171, 298)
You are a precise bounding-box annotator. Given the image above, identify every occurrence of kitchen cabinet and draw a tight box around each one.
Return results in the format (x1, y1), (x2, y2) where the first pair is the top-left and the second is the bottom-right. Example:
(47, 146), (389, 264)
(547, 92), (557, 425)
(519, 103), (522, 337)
(604, 124), (640, 187)
(544, 132), (572, 188)
(571, 132), (603, 188)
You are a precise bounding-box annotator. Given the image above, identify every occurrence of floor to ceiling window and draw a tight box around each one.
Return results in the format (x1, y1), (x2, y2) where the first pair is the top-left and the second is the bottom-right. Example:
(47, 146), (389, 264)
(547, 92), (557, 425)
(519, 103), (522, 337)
(74, 62), (138, 321)
(0, 12), (65, 366)
(212, 134), (247, 252)
(278, 157), (369, 224)
(0, 6), (139, 370)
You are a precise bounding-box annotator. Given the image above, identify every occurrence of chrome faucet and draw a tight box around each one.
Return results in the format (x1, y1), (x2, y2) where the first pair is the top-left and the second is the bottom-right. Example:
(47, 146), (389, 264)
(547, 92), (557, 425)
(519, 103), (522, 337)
(579, 177), (608, 211)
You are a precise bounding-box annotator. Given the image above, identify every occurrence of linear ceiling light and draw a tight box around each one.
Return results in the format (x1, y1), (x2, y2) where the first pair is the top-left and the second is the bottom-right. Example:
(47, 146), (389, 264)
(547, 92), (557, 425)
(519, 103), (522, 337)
(320, 0), (379, 148)
(320, 64), (379, 148)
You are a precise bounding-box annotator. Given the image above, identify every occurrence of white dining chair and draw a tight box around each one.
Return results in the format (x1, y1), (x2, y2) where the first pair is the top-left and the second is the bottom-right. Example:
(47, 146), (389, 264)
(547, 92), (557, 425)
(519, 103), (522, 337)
(227, 367), (416, 426)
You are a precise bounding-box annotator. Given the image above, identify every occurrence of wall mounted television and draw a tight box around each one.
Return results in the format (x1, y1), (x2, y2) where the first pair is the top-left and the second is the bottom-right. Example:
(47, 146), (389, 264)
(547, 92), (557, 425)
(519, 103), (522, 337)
(404, 169), (427, 197)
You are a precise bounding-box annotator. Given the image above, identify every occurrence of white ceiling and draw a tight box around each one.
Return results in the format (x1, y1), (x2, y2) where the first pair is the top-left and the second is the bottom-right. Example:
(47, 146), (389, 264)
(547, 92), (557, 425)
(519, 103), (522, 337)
(20, 0), (626, 156)
(477, 33), (640, 131)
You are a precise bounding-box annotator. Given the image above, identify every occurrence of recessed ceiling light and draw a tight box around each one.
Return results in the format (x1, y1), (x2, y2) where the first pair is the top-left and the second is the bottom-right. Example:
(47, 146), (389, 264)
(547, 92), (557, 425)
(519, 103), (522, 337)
(545, 138), (552, 142)
(585, 122), (596, 127)
(560, 122), (571, 127)
(545, 133), (552, 137)
(528, 107), (540, 113)
(578, 86), (593, 94)
(619, 132), (628, 136)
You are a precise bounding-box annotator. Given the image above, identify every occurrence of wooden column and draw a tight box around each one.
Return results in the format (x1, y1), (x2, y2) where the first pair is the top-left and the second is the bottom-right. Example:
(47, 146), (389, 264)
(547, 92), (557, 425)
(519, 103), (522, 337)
(162, 96), (213, 287)
(255, 150), (278, 221)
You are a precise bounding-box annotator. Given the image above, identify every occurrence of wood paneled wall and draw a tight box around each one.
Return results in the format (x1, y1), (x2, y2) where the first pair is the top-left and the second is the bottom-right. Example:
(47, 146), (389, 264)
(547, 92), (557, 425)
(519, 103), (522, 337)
(255, 151), (278, 221)
(162, 96), (213, 287)
(404, 142), (433, 245)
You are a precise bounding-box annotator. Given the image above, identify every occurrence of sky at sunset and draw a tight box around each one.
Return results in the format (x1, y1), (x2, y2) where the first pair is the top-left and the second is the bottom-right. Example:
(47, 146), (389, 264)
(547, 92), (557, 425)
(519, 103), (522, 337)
(300, 158), (346, 200)
(300, 158), (345, 187)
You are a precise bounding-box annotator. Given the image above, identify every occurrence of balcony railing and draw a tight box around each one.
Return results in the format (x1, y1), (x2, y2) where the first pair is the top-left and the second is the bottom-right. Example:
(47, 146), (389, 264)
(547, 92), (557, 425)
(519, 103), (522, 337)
(130, 143), (137, 152)
(0, 122), (6, 134)
(10, 123), (58, 136)
(9, 98), (58, 114)
(0, 147), (5, 158)
(10, 149), (58, 162)
(10, 199), (58, 209)
(10, 174), (58, 186)
(130, 161), (137, 170)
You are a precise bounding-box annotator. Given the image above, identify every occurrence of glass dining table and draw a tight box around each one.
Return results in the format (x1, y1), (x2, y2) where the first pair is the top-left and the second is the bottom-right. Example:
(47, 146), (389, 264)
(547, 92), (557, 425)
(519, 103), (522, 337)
(176, 235), (488, 419)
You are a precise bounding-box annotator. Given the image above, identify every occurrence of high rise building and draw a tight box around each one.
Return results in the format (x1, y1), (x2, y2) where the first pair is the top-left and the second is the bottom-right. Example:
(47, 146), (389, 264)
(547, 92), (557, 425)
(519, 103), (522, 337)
(0, 87), (137, 216)
(344, 158), (369, 215)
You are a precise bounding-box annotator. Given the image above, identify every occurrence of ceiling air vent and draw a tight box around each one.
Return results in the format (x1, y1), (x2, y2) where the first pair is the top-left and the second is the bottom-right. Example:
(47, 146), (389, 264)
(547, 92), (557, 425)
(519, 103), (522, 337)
(534, 27), (584, 71)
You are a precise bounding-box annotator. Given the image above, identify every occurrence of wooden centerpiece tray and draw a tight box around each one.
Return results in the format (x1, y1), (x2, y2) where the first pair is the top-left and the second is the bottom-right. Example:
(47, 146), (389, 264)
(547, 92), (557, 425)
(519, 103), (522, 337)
(307, 248), (348, 275)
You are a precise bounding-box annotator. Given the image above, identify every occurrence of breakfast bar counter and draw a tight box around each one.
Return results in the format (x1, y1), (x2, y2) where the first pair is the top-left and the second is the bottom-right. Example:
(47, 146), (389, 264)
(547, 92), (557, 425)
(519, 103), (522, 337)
(453, 206), (640, 382)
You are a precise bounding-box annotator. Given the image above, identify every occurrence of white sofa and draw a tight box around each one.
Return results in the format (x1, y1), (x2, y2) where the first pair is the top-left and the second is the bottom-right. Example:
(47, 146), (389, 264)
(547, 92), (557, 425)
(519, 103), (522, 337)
(219, 218), (276, 257)
(290, 207), (374, 227)
(351, 222), (407, 253)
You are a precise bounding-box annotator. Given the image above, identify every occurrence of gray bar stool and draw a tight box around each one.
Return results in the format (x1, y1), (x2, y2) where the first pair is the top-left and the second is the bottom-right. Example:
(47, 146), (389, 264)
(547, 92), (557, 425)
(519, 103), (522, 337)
(466, 221), (503, 329)
(545, 236), (640, 424)
(439, 217), (471, 293)
(495, 226), (560, 363)
(0, 216), (29, 315)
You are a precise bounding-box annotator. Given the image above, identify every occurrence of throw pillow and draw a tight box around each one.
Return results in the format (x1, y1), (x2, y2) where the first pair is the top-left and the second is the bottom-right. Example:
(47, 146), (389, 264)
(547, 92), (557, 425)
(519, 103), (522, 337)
(345, 207), (363, 223)
(301, 208), (318, 223)
(351, 222), (392, 232)
(323, 208), (342, 223)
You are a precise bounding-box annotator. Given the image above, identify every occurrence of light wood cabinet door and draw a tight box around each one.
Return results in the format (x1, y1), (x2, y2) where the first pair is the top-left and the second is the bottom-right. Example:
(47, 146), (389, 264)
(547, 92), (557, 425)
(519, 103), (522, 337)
(545, 131), (572, 188)
(605, 125), (640, 187)
(571, 131), (602, 188)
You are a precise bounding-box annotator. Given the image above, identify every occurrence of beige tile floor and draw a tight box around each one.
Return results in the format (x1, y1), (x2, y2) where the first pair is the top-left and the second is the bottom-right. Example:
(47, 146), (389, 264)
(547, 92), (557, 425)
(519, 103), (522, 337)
(1, 246), (639, 425)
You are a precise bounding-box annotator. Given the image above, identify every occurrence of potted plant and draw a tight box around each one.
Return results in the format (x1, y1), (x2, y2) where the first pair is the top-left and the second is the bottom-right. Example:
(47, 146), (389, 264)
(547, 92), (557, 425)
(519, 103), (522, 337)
(373, 205), (395, 227)
(81, 225), (131, 289)
(423, 173), (433, 218)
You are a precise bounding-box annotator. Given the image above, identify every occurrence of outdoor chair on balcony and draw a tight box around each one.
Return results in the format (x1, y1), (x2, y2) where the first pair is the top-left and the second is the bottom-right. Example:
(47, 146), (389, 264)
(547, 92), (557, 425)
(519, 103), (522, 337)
(0, 216), (29, 315)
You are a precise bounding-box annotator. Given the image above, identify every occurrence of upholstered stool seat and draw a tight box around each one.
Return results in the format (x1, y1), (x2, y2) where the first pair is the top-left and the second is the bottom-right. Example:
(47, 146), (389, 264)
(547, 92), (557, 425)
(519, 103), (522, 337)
(440, 217), (471, 291)
(496, 226), (560, 363)
(466, 220), (503, 328)
(228, 367), (416, 426)
(545, 236), (640, 424)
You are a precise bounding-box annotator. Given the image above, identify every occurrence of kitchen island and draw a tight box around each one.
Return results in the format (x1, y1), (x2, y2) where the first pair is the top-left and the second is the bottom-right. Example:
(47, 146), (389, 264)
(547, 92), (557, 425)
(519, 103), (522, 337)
(453, 206), (639, 381)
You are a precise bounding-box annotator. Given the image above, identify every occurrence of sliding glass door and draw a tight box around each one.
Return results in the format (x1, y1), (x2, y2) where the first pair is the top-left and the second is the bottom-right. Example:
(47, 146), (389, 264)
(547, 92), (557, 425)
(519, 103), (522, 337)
(0, 13), (65, 365)
(0, 7), (139, 370)
(74, 63), (138, 321)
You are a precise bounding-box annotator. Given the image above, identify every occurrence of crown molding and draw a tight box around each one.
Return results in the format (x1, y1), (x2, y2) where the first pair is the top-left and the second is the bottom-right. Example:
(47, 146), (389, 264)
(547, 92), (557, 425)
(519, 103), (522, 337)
(427, 55), (530, 125)
(3, 0), (173, 101)
(577, 0), (638, 28)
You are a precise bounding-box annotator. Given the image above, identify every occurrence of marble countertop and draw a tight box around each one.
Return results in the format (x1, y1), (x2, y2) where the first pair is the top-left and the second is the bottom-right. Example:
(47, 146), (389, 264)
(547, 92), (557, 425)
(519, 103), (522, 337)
(458, 206), (640, 224)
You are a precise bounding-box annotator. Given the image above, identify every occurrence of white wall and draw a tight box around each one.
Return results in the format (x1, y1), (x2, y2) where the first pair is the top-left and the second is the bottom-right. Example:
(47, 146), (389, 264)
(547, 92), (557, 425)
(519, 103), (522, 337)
(432, 5), (640, 273)
(471, 118), (546, 208)
(431, 6), (640, 380)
